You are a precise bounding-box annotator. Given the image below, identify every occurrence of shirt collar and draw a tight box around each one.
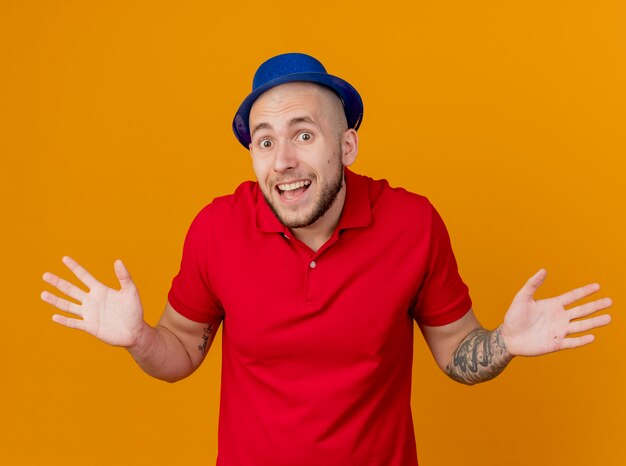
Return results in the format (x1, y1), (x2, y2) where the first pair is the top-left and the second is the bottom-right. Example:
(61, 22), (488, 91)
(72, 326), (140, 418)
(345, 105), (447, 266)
(336, 168), (372, 231)
(255, 167), (372, 234)
(256, 185), (289, 234)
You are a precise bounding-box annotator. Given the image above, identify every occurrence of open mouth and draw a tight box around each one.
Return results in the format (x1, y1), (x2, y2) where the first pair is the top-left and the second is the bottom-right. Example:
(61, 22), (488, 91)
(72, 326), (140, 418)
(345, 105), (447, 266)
(276, 180), (311, 201)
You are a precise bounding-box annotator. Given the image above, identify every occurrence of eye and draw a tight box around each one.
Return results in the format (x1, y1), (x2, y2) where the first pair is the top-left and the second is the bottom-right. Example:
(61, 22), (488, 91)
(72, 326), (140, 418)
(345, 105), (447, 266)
(259, 139), (272, 149)
(298, 132), (312, 142)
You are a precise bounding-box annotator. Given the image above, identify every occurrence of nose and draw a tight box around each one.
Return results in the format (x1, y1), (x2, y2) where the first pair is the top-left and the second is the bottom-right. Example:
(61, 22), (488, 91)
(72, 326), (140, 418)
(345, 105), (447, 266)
(273, 141), (298, 172)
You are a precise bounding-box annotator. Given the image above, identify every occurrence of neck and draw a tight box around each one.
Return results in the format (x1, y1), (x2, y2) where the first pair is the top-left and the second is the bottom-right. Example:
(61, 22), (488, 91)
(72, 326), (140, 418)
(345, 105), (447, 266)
(292, 182), (346, 252)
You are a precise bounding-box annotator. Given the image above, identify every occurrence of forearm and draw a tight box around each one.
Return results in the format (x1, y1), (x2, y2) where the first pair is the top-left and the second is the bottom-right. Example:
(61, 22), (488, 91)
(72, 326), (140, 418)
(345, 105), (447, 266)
(445, 325), (513, 385)
(126, 322), (196, 383)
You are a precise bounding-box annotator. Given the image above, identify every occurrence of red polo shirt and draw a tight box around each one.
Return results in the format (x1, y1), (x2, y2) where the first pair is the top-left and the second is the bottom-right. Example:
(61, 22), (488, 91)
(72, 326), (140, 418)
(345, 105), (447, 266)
(168, 169), (472, 466)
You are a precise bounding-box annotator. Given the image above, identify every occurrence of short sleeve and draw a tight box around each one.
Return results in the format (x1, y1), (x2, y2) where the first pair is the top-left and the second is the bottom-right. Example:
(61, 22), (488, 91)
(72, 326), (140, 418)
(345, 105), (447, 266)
(411, 203), (472, 326)
(168, 205), (224, 324)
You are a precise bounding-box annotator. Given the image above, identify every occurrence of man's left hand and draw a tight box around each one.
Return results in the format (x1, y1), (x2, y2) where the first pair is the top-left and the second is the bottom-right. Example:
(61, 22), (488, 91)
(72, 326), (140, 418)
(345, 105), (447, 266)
(500, 269), (612, 357)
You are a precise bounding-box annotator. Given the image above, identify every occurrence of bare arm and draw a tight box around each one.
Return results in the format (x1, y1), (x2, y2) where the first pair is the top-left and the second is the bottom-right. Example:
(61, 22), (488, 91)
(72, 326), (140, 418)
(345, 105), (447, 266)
(128, 302), (219, 382)
(421, 308), (508, 386)
(421, 269), (612, 386)
(42, 256), (219, 382)
(435, 322), (512, 385)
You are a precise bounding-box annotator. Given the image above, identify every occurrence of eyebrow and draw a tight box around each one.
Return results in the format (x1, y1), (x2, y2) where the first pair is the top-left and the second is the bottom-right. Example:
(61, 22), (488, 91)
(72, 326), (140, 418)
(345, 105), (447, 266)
(250, 122), (272, 138)
(250, 116), (319, 138)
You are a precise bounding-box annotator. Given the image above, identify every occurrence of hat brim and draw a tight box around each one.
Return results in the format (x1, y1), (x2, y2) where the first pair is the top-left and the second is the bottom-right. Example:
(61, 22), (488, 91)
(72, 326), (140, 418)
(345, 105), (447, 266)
(232, 72), (363, 148)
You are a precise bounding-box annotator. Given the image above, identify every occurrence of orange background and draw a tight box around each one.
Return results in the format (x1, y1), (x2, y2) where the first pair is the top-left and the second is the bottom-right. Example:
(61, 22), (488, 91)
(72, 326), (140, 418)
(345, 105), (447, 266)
(2, 1), (624, 465)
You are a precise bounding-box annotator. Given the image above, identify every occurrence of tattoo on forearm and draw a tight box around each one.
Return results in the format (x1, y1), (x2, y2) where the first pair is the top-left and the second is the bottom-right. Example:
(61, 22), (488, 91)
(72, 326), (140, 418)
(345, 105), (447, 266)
(197, 324), (214, 354)
(445, 326), (512, 385)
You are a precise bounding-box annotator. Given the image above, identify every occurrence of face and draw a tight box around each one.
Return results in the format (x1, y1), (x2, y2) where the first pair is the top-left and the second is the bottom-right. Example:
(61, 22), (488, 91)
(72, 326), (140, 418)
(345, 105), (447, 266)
(248, 82), (357, 230)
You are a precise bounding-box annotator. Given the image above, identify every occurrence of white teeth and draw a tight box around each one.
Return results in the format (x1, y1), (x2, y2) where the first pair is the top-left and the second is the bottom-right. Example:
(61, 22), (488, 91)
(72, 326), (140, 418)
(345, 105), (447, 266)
(277, 180), (311, 191)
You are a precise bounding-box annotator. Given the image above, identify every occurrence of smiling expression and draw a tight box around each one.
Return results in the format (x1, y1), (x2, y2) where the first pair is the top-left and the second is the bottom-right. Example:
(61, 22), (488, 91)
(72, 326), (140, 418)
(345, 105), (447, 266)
(249, 82), (358, 231)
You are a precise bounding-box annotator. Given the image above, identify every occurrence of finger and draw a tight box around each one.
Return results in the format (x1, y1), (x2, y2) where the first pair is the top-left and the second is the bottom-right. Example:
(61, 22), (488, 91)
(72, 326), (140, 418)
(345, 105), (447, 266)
(557, 283), (601, 307)
(559, 334), (595, 350)
(114, 259), (134, 291)
(568, 297), (613, 320)
(515, 269), (547, 302)
(41, 291), (83, 317)
(568, 314), (612, 334)
(42, 272), (87, 303)
(52, 313), (88, 331)
(62, 256), (98, 289)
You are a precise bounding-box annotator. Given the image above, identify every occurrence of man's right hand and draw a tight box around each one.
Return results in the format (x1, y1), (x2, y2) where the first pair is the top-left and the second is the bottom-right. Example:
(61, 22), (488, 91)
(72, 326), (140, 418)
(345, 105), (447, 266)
(42, 256), (146, 348)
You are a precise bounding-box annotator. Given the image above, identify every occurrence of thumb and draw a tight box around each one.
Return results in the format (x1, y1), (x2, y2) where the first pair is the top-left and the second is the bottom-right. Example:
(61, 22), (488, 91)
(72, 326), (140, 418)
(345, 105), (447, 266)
(114, 259), (134, 291)
(514, 268), (547, 302)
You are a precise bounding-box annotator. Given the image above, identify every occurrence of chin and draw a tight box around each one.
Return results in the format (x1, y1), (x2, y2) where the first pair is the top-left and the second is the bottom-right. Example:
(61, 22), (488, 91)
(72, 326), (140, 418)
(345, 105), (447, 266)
(276, 210), (316, 229)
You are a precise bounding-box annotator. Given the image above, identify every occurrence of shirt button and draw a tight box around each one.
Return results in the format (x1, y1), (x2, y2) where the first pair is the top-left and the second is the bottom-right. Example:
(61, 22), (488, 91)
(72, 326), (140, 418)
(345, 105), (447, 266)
(309, 261), (316, 269)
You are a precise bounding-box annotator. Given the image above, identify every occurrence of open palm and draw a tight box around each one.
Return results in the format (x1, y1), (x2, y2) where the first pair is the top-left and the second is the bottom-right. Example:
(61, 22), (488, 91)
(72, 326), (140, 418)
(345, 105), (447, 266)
(42, 256), (144, 347)
(501, 269), (612, 357)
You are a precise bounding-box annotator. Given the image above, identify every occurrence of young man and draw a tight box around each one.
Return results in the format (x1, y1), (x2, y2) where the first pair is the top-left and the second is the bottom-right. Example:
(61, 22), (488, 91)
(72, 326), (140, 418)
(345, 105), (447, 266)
(42, 53), (612, 465)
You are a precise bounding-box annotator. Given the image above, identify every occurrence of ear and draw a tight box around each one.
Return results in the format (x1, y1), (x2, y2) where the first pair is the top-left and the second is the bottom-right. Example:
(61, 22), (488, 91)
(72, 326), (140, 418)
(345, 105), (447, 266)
(341, 129), (358, 167)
